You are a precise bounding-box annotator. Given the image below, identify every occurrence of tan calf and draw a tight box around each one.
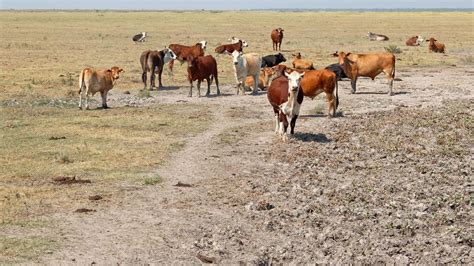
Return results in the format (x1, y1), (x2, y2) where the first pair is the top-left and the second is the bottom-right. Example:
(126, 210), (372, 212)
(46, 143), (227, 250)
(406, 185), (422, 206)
(292, 52), (314, 70)
(245, 67), (276, 91)
(78, 66), (124, 110)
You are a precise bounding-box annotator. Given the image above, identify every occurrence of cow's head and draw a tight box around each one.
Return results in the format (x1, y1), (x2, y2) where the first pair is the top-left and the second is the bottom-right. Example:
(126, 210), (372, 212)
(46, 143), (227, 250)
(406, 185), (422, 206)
(261, 67), (277, 87)
(276, 28), (284, 34)
(292, 52), (302, 59)
(276, 53), (287, 62)
(332, 51), (356, 77)
(241, 40), (249, 47)
(142, 32), (147, 37)
(332, 51), (350, 65)
(416, 35), (424, 45)
(232, 51), (243, 66)
(284, 71), (304, 93)
(426, 37), (437, 45)
(109, 66), (124, 80)
(198, 40), (207, 50)
(367, 32), (374, 37)
(162, 47), (177, 63)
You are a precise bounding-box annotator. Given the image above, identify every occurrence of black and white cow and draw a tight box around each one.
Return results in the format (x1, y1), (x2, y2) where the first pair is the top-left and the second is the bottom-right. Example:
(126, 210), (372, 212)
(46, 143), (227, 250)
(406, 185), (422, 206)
(261, 53), (287, 68)
(132, 32), (147, 43)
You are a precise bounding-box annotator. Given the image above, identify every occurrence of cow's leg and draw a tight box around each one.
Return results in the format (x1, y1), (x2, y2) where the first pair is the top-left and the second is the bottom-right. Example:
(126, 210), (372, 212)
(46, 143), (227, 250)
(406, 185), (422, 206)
(84, 86), (90, 110)
(273, 108), (280, 134)
(142, 71), (147, 90)
(280, 112), (289, 142)
(100, 91), (108, 109)
(384, 70), (395, 96)
(215, 74), (220, 96)
(290, 115), (298, 135)
(197, 80), (202, 97)
(325, 92), (336, 117)
(205, 77), (211, 96)
(350, 77), (358, 94)
(188, 81), (193, 97)
(150, 68), (156, 90)
(168, 60), (174, 72)
(252, 74), (259, 95)
(278, 41), (282, 51)
(158, 66), (164, 88)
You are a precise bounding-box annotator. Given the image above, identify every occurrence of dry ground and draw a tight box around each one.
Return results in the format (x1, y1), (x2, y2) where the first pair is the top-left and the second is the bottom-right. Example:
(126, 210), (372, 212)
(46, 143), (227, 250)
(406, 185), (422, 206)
(0, 11), (473, 264)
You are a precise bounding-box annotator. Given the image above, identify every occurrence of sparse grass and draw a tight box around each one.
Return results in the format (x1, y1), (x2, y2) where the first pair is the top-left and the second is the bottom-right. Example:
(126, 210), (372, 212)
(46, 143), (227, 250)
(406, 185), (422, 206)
(459, 55), (474, 64)
(137, 89), (151, 98)
(0, 236), (57, 263)
(384, 45), (403, 54)
(143, 175), (162, 185)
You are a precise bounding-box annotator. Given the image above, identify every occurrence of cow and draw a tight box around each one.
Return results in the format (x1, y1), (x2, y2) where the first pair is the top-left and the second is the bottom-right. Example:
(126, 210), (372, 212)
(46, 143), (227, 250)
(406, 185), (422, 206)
(232, 51), (262, 95)
(406, 35), (424, 46)
(140, 48), (177, 90)
(228, 36), (241, 44)
(215, 40), (248, 54)
(325, 63), (348, 81)
(292, 52), (314, 70)
(271, 28), (284, 51)
(426, 37), (445, 53)
(78, 66), (124, 110)
(186, 55), (220, 97)
(245, 67), (277, 91)
(168, 41), (206, 71)
(367, 32), (389, 41)
(272, 64), (288, 77)
(295, 69), (339, 117)
(267, 71), (305, 142)
(333, 51), (396, 95)
(261, 53), (287, 68)
(132, 32), (147, 43)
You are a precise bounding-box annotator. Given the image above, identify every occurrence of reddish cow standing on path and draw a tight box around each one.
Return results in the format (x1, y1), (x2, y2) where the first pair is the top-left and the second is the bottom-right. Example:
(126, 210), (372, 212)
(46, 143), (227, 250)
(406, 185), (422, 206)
(186, 55), (220, 97)
(168, 41), (206, 72)
(271, 28), (284, 51)
(267, 71), (304, 142)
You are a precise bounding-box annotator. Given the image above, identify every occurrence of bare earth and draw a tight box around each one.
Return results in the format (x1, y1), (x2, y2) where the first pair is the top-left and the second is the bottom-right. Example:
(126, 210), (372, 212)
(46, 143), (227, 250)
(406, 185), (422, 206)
(39, 65), (473, 264)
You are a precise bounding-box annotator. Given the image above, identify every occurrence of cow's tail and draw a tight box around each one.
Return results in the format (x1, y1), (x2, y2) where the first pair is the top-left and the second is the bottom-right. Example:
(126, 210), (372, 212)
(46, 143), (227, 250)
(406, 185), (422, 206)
(335, 78), (339, 109)
(78, 69), (85, 94)
(391, 55), (396, 79)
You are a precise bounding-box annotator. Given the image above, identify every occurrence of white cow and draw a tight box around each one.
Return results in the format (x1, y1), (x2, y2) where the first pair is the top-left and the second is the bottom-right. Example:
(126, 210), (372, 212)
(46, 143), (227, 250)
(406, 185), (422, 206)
(232, 51), (262, 95)
(228, 36), (249, 47)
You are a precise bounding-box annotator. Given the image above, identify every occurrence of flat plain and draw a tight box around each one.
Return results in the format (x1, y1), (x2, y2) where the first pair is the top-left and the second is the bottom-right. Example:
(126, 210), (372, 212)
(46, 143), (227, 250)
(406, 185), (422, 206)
(0, 11), (473, 264)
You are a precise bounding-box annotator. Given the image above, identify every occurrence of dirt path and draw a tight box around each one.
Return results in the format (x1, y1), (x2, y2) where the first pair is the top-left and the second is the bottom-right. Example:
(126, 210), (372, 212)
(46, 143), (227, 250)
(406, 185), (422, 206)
(42, 65), (473, 264)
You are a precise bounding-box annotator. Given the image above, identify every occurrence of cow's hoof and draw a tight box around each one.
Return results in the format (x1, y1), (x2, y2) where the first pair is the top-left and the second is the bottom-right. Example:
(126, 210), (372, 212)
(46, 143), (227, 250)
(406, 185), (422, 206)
(388, 92), (394, 96)
(351, 90), (356, 94)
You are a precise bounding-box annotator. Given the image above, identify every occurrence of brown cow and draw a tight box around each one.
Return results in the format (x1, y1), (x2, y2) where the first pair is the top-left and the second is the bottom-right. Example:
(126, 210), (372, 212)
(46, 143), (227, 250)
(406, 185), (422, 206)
(297, 69), (339, 117)
(267, 71), (304, 141)
(271, 28), (284, 51)
(215, 40), (248, 54)
(333, 51), (396, 96)
(292, 52), (314, 70)
(245, 67), (276, 91)
(168, 41), (206, 71)
(406, 35), (424, 46)
(186, 55), (220, 97)
(140, 48), (176, 90)
(426, 37), (445, 53)
(78, 66), (124, 110)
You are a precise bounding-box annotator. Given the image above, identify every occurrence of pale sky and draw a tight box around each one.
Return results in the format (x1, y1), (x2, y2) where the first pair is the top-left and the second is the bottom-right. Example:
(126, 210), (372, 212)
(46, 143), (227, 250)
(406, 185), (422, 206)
(1, 0), (473, 10)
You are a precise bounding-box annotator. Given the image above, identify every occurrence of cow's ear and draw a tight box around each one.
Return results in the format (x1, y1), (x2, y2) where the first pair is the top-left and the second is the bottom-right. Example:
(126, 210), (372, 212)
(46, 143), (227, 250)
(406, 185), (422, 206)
(107, 69), (112, 72)
(332, 52), (338, 57)
(284, 71), (290, 78)
(346, 52), (351, 57)
(119, 68), (124, 73)
(300, 72), (305, 78)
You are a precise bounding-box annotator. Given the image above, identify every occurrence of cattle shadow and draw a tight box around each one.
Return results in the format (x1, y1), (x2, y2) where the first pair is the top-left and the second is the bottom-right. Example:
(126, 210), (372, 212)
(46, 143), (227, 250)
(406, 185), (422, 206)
(206, 93), (233, 98)
(356, 91), (410, 95)
(293, 132), (331, 143)
(300, 111), (344, 118)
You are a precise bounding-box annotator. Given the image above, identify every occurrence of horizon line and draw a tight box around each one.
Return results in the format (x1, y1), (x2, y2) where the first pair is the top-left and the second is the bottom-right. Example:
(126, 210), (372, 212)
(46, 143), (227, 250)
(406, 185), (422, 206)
(1, 7), (473, 11)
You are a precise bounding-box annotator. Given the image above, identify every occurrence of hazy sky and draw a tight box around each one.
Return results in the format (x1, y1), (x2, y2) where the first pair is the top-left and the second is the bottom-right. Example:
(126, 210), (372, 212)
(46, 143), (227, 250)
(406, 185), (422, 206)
(1, 0), (472, 10)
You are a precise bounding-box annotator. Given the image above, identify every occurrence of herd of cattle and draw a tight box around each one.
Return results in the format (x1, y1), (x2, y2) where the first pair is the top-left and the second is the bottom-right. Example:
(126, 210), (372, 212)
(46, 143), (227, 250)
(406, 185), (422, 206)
(78, 28), (447, 141)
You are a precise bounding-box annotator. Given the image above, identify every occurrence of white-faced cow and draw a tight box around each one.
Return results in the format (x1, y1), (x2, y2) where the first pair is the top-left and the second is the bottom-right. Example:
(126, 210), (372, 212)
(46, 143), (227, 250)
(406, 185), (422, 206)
(132, 32), (147, 43)
(78, 66), (124, 110)
(333, 51), (396, 95)
(406, 35), (424, 46)
(140, 48), (177, 90)
(267, 71), (305, 142)
(232, 51), (262, 95)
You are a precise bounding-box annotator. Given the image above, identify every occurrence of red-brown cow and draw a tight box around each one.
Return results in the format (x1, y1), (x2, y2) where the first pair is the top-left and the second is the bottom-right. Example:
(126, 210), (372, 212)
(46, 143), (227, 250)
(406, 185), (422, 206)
(426, 37), (445, 53)
(267, 71), (304, 142)
(406, 35), (424, 46)
(186, 55), (220, 97)
(298, 69), (339, 117)
(271, 28), (284, 51)
(168, 41), (206, 71)
(215, 40), (248, 54)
